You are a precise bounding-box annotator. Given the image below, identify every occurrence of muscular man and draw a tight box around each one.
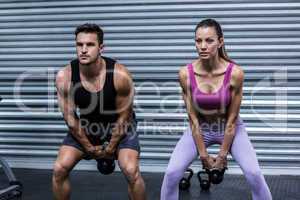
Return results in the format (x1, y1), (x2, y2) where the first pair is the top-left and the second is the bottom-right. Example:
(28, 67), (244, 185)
(52, 23), (146, 200)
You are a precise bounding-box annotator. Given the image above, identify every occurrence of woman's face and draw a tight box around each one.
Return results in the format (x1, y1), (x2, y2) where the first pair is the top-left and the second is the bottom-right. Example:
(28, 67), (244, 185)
(195, 26), (223, 60)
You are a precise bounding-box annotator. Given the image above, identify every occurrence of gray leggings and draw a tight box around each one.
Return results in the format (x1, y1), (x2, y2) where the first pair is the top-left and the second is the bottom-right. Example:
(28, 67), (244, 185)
(161, 121), (272, 200)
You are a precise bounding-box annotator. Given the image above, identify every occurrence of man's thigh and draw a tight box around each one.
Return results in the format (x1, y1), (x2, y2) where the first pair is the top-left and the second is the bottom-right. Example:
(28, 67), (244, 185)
(54, 145), (84, 172)
(117, 148), (140, 170)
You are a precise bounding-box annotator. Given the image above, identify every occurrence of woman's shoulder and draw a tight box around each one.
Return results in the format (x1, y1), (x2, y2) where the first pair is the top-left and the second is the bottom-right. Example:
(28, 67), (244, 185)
(178, 65), (188, 75)
(178, 67), (187, 86)
(231, 63), (244, 83)
(178, 64), (192, 88)
(178, 60), (197, 78)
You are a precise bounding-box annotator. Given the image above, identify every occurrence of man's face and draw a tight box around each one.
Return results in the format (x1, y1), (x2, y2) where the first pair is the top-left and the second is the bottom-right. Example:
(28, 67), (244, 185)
(76, 32), (103, 65)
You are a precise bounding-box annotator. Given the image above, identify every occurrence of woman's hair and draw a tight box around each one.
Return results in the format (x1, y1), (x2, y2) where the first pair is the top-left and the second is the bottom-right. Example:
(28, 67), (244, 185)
(195, 19), (234, 63)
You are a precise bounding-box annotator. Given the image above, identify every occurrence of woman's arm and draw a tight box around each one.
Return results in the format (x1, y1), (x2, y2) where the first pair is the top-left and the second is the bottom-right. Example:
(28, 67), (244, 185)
(179, 67), (215, 168)
(215, 65), (244, 168)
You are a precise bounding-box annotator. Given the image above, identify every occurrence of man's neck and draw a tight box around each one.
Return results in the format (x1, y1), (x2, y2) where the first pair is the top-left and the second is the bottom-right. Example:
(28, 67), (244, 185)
(80, 57), (104, 78)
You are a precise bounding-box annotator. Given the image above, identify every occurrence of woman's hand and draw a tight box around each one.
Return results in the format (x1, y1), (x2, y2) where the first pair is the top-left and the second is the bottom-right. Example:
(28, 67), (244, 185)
(213, 155), (227, 170)
(200, 155), (216, 170)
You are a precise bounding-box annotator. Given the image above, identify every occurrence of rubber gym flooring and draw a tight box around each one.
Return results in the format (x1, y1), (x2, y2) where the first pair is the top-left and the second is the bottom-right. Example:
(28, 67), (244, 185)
(1, 168), (299, 200)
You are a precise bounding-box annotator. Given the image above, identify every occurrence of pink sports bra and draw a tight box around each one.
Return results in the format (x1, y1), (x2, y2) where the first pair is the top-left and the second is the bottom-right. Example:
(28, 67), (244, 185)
(188, 62), (234, 110)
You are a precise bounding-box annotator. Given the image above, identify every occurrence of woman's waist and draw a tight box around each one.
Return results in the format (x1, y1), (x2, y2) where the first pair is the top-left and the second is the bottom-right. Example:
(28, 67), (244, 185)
(198, 115), (243, 132)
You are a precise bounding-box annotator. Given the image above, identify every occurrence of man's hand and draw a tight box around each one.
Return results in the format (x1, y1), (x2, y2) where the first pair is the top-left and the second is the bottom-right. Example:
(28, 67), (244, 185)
(94, 145), (107, 159)
(103, 145), (117, 159)
(86, 145), (106, 159)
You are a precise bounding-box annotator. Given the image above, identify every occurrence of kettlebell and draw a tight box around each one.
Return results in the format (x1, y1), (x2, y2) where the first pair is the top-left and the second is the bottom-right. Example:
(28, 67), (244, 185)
(179, 168), (194, 190)
(197, 170), (210, 191)
(208, 168), (226, 184)
(96, 158), (115, 175)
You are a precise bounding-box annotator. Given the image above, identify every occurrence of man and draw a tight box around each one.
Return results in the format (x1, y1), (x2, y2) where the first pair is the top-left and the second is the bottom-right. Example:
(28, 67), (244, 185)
(52, 23), (146, 200)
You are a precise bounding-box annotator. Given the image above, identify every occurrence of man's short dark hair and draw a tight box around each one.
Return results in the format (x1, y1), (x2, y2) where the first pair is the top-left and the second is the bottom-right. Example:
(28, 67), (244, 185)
(75, 23), (103, 44)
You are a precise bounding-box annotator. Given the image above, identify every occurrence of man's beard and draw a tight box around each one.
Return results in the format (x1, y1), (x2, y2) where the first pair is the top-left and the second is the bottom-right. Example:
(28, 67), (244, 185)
(79, 54), (100, 65)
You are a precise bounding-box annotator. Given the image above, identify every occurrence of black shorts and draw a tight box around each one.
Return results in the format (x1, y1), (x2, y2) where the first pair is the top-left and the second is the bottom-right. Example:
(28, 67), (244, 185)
(62, 122), (140, 159)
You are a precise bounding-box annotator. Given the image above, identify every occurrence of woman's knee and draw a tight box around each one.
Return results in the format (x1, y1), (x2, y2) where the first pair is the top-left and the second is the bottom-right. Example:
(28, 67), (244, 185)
(244, 167), (264, 186)
(164, 165), (185, 183)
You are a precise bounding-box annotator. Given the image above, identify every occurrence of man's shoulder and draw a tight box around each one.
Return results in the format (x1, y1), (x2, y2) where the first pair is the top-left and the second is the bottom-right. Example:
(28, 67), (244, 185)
(56, 64), (72, 90)
(114, 62), (128, 72)
(113, 61), (131, 79)
(102, 56), (116, 63)
(57, 64), (71, 79)
(113, 62), (133, 93)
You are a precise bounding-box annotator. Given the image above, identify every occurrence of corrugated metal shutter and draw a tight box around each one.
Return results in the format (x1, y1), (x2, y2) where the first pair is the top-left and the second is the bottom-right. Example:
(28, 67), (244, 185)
(0, 0), (299, 174)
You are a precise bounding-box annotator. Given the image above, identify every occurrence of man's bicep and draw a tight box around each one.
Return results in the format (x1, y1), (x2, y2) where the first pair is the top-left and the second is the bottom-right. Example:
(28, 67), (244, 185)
(115, 89), (133, 116)
(57, 90), (71, 114)
(115, 69), (134, 114)
(56, 83), (78, 129)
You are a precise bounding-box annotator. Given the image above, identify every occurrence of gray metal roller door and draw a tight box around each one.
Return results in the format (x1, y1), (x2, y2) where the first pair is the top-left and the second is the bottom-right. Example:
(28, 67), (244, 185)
(0, 0), (299, 174)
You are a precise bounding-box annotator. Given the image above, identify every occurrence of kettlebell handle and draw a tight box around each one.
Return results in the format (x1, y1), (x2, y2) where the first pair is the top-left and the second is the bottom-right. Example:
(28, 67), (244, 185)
(186, 168), (194, 180)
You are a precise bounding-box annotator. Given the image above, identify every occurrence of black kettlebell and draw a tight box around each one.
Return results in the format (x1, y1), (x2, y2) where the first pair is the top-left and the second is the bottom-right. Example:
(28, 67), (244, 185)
(96, 158), (115, 175)
(208, 168), (226, 184)
(179, 168), (194, 190)
(197, 170), (210, 191)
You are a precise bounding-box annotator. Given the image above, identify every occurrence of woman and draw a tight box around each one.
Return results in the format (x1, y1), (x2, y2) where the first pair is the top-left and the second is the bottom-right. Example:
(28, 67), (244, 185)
(160, 19), (272, 200)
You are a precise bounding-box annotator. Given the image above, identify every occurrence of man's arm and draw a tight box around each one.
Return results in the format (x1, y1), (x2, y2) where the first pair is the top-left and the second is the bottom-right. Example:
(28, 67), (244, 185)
(105, 63), (135, 155)
(55, 66), (104, 156)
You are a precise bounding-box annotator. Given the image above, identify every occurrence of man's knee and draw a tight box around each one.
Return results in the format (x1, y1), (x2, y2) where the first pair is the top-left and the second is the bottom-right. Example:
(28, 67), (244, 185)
(53, 162), (70, 181)
(121, 163), (140, 184)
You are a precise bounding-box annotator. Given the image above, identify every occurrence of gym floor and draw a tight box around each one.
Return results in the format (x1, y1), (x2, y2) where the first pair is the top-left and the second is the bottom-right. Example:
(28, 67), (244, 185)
(1, 168), (299, 200)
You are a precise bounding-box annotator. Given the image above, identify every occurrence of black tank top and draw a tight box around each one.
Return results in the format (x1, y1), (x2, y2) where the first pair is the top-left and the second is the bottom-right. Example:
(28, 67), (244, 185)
(70, 56), (119, 142)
